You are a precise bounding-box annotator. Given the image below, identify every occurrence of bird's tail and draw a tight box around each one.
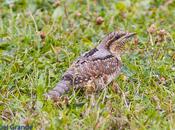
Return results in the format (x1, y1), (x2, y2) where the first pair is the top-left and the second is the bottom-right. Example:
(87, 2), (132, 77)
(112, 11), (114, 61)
(44, 80), (71, 101)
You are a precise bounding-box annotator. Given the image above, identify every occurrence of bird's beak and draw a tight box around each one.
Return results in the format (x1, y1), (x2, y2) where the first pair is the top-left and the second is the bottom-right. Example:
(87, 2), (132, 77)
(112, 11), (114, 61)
(124, 32), (136, 39)
(117, 32), (136, 46)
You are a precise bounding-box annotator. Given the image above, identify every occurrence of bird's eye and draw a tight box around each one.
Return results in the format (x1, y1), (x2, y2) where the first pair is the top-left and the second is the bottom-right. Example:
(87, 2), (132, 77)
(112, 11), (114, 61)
(115, 35), (120, 39)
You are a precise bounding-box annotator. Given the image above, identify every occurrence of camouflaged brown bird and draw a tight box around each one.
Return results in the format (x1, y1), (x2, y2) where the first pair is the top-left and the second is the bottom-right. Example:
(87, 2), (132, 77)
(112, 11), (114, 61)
(45, 31), (136, 101)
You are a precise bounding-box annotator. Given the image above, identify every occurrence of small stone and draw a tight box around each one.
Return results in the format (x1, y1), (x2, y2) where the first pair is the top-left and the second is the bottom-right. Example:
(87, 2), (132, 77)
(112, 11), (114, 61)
(37, 31), (46, 40)
(96, 16), (104, 25)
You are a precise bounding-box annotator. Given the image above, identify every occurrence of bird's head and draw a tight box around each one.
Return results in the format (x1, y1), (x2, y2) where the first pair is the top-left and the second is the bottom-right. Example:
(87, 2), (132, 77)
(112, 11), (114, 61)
(97, 31), (136, 59)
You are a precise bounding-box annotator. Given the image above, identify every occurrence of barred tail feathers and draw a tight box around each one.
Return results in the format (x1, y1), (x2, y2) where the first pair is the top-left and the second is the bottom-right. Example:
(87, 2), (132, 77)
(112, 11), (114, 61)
(44, 80), (71, 101)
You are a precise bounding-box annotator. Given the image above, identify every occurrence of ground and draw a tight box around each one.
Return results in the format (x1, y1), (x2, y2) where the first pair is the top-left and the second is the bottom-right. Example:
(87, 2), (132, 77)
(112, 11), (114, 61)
(0, 0), (175, 130)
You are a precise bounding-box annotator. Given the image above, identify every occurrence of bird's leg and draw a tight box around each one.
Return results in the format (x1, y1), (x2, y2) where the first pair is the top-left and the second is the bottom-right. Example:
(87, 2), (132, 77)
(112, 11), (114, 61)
(111, 81), (129, 108)
(110, 81), (122, 95)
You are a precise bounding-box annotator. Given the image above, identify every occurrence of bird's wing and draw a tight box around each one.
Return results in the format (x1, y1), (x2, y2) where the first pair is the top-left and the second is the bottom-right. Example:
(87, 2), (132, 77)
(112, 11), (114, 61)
(73, 47), (112, 66)
(62, 48), (122, 86)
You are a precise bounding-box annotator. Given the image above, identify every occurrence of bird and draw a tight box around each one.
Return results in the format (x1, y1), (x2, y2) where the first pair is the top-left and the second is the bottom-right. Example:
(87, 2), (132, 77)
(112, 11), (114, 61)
(44, 31), (136, 101)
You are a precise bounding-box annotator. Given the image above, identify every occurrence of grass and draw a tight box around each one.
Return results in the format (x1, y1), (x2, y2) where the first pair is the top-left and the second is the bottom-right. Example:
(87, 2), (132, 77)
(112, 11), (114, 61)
(0, 0), (175, 129)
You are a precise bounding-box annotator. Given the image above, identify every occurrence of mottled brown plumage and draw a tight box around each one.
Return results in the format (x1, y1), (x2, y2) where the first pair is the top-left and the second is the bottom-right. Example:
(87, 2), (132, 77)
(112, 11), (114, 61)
(45, 31), (135, 101)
